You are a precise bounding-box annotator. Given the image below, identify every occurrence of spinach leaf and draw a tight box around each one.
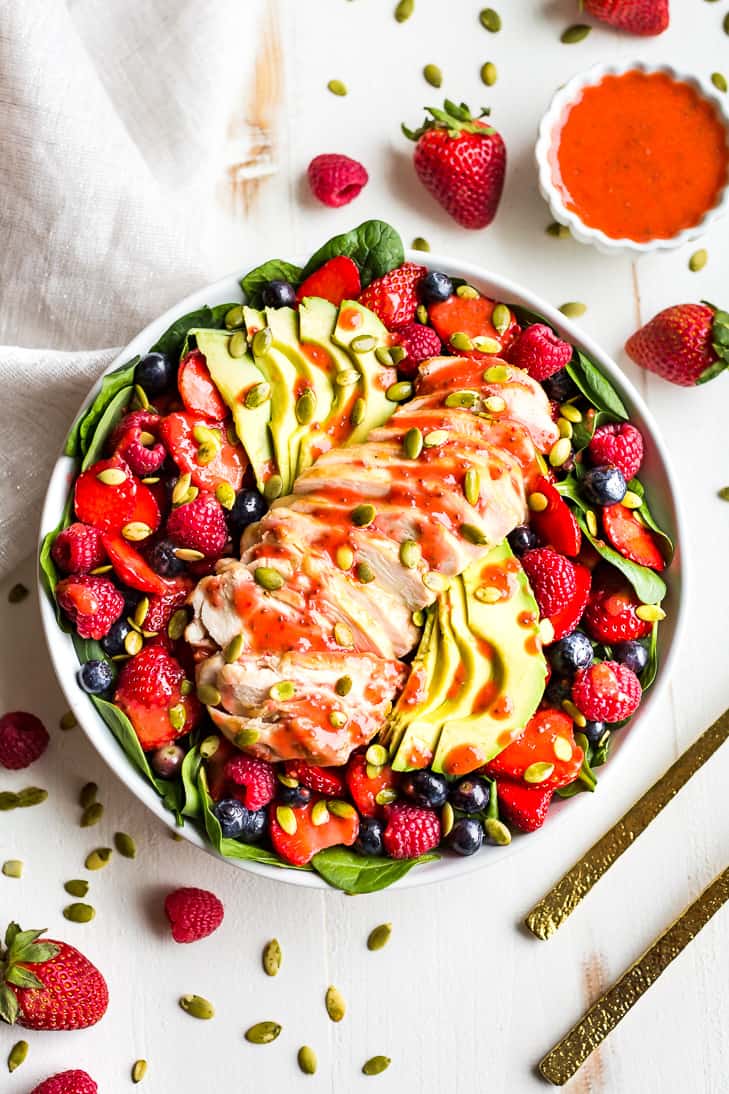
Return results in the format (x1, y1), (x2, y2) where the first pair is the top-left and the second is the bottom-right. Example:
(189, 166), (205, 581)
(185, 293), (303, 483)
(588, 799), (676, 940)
(299, 220), (405, 288)
(239, 260), (303, 308)
(576, 512), (667, 604)
(566, 351), (629, 421)
(311, 847), (439, 894)
(67, 357), (140, 459)
(150, 304), (238, 362)
(570, 409), (616, 452)
(556, 732), (598, 798)
(180, 746), (202, 818)
(80, 386), (133, 471)
(641, 622), (660, 691)
(39, 491), (75, 610)
(627, 478), (674, 560)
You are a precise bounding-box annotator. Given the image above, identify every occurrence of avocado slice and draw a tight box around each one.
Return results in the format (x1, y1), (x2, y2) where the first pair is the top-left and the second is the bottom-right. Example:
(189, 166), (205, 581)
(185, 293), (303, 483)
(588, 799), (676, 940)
(332, 300), (398, 443)
(189, 328), (274, 492)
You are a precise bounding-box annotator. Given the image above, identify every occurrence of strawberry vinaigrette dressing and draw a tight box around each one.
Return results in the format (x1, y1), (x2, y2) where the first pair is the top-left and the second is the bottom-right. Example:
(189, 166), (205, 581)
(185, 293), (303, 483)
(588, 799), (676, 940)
(550, 70), (729, 242)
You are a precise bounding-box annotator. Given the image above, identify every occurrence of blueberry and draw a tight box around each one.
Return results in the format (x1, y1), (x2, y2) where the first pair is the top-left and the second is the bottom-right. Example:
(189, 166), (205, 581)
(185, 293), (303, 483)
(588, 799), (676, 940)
(148, 539), (186, 577)
(447, 817), (484, 856)
(122, 588), (142, 615)
(584, 721), (610, 748)
(401, 769), (449, 809)
(135, 352), (175, 395)
(541, 368), (577, 402)
(101, 617), (131, 657)
(78, 659), (114, 695)
(420, 270), (454, 304)
(549, 631), (593, 675)
(229, 489), (268, 535)
(355, 816), (384, 856)
(613, 640), (649, 676)
(582, 465), (627, 507)
(508, 524), (538, 556)
(278, 783), (312, 808)
(240, 807), (267, 843)
(544, 675), (571, 706)
(449, 776), (490, 814)
(151, 743), (185, 778)
(214, 798), (266, 841)
(261, 280), (297, 309)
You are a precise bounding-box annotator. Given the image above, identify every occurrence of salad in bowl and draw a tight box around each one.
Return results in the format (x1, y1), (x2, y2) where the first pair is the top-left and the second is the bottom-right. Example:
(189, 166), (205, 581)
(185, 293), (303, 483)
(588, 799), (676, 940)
(39, 220), (678, 893)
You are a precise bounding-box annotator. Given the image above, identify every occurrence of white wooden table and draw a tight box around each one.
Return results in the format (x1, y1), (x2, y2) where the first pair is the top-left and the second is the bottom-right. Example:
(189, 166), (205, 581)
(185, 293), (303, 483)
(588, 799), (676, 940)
(4, 1), (729, 1090)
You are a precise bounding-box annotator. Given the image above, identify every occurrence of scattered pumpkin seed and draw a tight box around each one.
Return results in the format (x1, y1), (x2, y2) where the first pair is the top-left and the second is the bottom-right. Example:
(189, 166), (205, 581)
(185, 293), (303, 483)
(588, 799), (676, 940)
(245, 1020), (282, 1044)
(386, 380), (413, 402)
(269, 680), (296, 702)
(352, 503), (376, 526)
(725, 11), (729, 34)
(329, 710), (348, 729)
(546, 220), (571, 239)
(636, 603), (666, 622)
(2, 860), (23, 878)
(254, 566), (284, 591)
(561, 23), (591, 43)
(197, 683), (222, 707)
(445, 389), (478, 408)
(168, 704), (186, 731)
(223, 634), (244, 664)
(278, 773), (298, 790)
(263, 474), (283, 500)
(297, 1045), (318, 1075)
(689, 249), (708, 272)
(562, 698), (587, 728)
(225, 305), (245, 329)
(295, 389), (317, 424)
(0, 793), (19, 811)
(114, 832), (137, 859)
(180, 994), (215, 1020)
(375, 346), (394, 366)
(96, 467), (127, 486)
(549, 437), (572, 468)
(328, 78), (348, 96)
(367, 923), (392, 951)
(262, 938), (282, 976)
(235, 728), (260, 748)
(334, 622), (354, 647)
(559, 402), (582, 423)
(351, 397), (366, 426)
(8, 582), (29, 604)
(424, 429), (449, 446)
(441, 801), (455, 837)
(491, 304), (510, 336)
(357, 561), (375, 583)
(403, 426), (423, 459)
(553, 737), (573, 763)
(85, 848), (112, 871)
(375, 787), (398, 806)
(64, 879), (89, 898)
(81, 802), (104, 828)
(325, 985), (346, 1022)
(228, 330), (247, 358)
(480, 61), (497, 86)
(474, 336), (502, 354)
(312, 800), (330, 827)
(335, 368), (361, 387)
(351, 333), (377, 354)
(558, 418), (573, 439)
(423, 63), (442, 88)
(559, 301), (587, 318)
(464, 468), (480, 506)
(366, 744), (388, 767)
(60, 711), (78, 731)
(450, 331), (474, 352)
(586, 509), (599, 537)
(524, 761), (555, 784)
(335, 675), (353, 696)
(252, 327), (273, 356)
(79, 781), (98, 809)
(412, 236), (430, 251)
(132, 1059), (147, 1083)
(712, 72), (728, 93)
(479, 7), (501, 31)
(171, 473), (192, 506)
(121, 521), (152, 542)
(363, 1055), (391, 1076)
(484, 817), (511, 845)
(474, 586), (502, 604)
(718, 486), (729, 501)
(16, 787), (48, 808)
(399, 539), (421, 569)
(390, 344), (407, 364)
(485, 364), (510, 383)
(7, 1040), (28, 1072)
(63, 902), (95, 924)
(460, 523), (488, 545)
(276, 805), (297, 835)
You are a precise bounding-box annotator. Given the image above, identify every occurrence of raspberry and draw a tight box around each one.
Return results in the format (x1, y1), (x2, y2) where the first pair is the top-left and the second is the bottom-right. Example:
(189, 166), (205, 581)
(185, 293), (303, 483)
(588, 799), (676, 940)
(588, 422), (644, 481)
(582, 567), (652, 644)
(31, 1071), (98, 1094)
(112, 410), (166, 478)
(572, 661), (642, 723)
(382, 803), (440, 859)
(115, 645), (185, 707)
(506, 324), (573, 381)
(521, 548), (577, 619)
(51, 523), (106, 574)
(166, 494), (227, 558)
(110, 409), (161, 449)
(358, 263), (427, 330)
(224, 754), (276, 810)
(56, 574), (125, 640)
(0, 711), (50, 769)
(307, 153), (369, 208)
(283, 760), (346, 797)
(164, 886), (224, 943)
(393, 321), (442, 376)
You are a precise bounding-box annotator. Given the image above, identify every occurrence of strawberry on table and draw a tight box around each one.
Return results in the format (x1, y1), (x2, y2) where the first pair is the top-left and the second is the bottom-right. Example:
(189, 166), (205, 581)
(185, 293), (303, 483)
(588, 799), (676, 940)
(56, 574), (125, 640)
(0, 711), (49, 770)
(31, 1072), (98, 1094)
(583, 0), (669, 36)
(358, 262), (426, 329)
(428, 292), (519, 358)
(178, 350), (228, 421)
(528, 476), (582, 557)
(521, 547), (591, 642)
(625, 302), (729, 386)
(602, 503), (665, 570)
(506, 324), (573, 381)
(296, 255), (362, 306)
(164, 887), (224, 944)
(572, 660), (642, 723)
(269, 799), (359, 866)
(382, 803), (440, 859)
(497, 781), (553, 832)
(588, 421), (644, 481)
(483, 708), (583, 791)
(402, 99), (506, 229)
(114, 645), (200, 750)
(158, 411), (247, 493)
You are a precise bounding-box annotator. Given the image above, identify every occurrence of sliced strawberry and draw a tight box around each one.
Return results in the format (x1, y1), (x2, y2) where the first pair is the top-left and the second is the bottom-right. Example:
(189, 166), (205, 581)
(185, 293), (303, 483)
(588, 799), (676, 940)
(296, 256), (362, 307)
(529, 476), (581, 557)
(497, 780), (553, 832)
(74, 458), (137, 532)
(178, 350), (228, 421)
(101, 534), (176, 596)
(428, 294), (520, 358)
(283, 760), (346, 797)
(114, 644), (201, 751)
(158, 411), (247, 493)
(602, 504), (665, 571)
(345, 751), (399, 817)
(483, 708), (583, 791)
(548, 562), (592, 642)
(268, 799), (359, 866)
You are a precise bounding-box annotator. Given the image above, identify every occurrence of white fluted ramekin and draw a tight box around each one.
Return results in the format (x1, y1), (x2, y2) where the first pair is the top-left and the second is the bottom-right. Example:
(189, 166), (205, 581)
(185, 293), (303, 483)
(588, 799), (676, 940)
(536, 61), (729, 256)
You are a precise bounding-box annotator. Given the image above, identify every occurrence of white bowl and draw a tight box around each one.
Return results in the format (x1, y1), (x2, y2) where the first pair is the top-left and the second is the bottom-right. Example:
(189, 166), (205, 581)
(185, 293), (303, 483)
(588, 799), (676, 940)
(38, 252), (686, 891)
(536, 61), (729, 255)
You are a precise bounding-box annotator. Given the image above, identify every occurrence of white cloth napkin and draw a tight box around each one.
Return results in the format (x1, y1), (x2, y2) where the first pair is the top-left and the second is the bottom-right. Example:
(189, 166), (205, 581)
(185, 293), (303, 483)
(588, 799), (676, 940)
(0, 0), (267, 578)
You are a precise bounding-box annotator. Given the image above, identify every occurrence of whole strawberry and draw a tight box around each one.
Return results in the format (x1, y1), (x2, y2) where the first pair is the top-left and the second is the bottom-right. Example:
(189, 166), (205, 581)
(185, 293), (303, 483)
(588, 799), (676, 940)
(164, 887), (224, 943)
(31, 1071), (98, 1094)
(0, 711), (49, 770)
(625, 303), (729, 386)
(0, 923), (108, 1030)
(584, 0), (669, 36)
(506, 324), (573, 381)
(358, 262), (427, 329)
(402, 99), (506, 229)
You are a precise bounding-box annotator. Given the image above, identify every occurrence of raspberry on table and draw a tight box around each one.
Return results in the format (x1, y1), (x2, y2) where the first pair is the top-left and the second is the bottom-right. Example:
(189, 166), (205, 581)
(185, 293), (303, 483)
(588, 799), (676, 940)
(56, 574), (125, 640)
(307, 153), (369, 208)
(51, 523), (106, 574)
(0, 710), (50, 770)
(164, 886), (224, 943)
(31, 1071), (98, 1094)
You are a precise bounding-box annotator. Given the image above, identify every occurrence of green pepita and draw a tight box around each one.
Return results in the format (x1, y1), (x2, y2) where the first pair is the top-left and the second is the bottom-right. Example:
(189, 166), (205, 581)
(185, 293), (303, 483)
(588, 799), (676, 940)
(64, 879), (89, 898)
(262, 938), (282, 976)
(558, 418), (573, 439)
(546, 221), (571, 239)
(228, 330), (248, 358)
(60, 711), (78, 731)
(689, 249), (708, 272)
(333, 622), (354, 648)
(636, 603), (666, 622)
(375, 346), (394, 366)
(166, 608), (187, 641)
(403, 426), (423, 459)
(479, 6), (500, 31)
(133, 384), (151, 411)
(562, 698), (587, 728)
(196, 441), (218, 466)
(474, 336), (502, 355)
(474, 585), (501, 604)
(254, 566), (284, 591)
(357, 561), (375, 583)
(328, 799), (357, 819)
(412, 236), (430, 252)
(586, 509), (598, 537)
(480, 61), (498, 86)
(114, 832), (137, 859)
(325, 985), (346, 1022)
(363, 1055), (391, 1076)
(441, 801), (454, 837)
(559, 301), (587, 318)
(524, 761), (555, 784)
(328, 79), (348, 96)
(132, 1059), (148, 1083)
(224, 634), (244, 664)
(200, 735), (220, 759)
(297, 1045), (318, 1075)
(276, 805), (297, 835)
(491, 304), (510, 335)
(559, 402), (583, 423)
(335, 544), (354, 570)
(335, 675), (353, 696)
(399, 539), (421, 569)
(96, 467), (127, 486)
(79, 781), (98, 809)
(366, 744), (388, 767)
(0, 793), (19, 811)
(245, 1020), (282, 1044)
(394, 0), (414, 22)
(197, 683), (222, 707)
(464, 468), (480, 506)
(329, 710), (348, 729)
(81, 802), (104, 828)
(122, 521), (152, 542)
(725, 11), (729, 34)
(390, 344), (407, 364)
(252, 327), (273, 356)
(460, 523), (488, 545)
(367, 923), (392, 951)
(416, 303), (429, 324)
(561, 23), (591, 43)
(718, 486), (729, 502)
(444, 389), (478, 408)
(423, 64), (442, 88)
(351, 502), (376, 526)
(2, 860), (23, 878)
(485, 364), (510, 383)
(549, 437), (572, 468)
(424, 429), (448, 447)
(168, 704), (186, 731)
(180, 994), (215, 1020)
(16, 787), (48, 808)
(216, 482), (236, 511)
(269, 680), (296, 702)
(375, 787), (398, 806)
(422, 570), (449, 592)
(225, 305), (245, 329)
(386, 380), (413, 402)
(63, 902), (95, 924)
(245, 381), (271, 409)
(7, 1040), (28, 1072)
(235, 728), (260, 748)
(456, 284), (480, 300)
(171, 473), (193, 506)
(412, 609), (425, 627)
(351, 334), (377, 353)
(336, 368), (361, 387)
(263, 474), (283, 500)
(85, 848), (112, 871)
(553, 736), (573, 762)
(295, 389), (317, 424)
(484, 817), (511, 845)
(712, 72), (728, 93)
(312, 800), (330, 826)
(351, 397), (366, 426)
(450, 331), (474, 352)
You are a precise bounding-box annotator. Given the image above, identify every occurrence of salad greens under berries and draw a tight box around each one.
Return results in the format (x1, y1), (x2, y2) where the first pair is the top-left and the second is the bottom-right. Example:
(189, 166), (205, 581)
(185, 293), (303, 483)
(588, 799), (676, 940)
(40, 219), (674, 893)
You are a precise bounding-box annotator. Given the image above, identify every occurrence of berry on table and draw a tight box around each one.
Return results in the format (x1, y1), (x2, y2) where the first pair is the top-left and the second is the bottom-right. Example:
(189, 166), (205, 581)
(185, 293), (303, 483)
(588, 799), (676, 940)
(446, 816), (484, 856)
(77, 660), (115, 695)
(572, 660), (642, 724)
(31, 1071), (98, 1094)
(588, 422), (644, 481)
(151, 743), (185, 778)
(164, 886), (224, 943)
(382, 803), (440, 859)
(355, 816), (385, 856)
(135, 352), (175, 395)
(51, 523), (106, 574)
(581, 465), (627, 507)
(419, 270), (454, 304)
(307, 153), (369, 208)
(448, 776), (490, 814)
(56, 574), (125, 640)
(401, 769), (448, 809)
(548, 631), (593, 675)
(613, 639), (649, 676)
(261, 280), (298, 309)
(0, 711), (50, 770)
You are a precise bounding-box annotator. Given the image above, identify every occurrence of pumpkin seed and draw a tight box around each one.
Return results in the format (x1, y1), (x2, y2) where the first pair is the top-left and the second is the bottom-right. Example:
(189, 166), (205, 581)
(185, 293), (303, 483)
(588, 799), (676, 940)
(200, 735), (220, 759)
(16, 787), (47, 808)
(214, 481), (235, 513)
(263, 474), (283, 500)
(2, 859), (22, 878)
(97, 467), (127, 486)
(122, 521), (152, 542)
(64, 879), (89, 898)
(622, 490), (642, 510)
(399, 539), (421, 569)
(235, 728), (260, 748)
(335, 675), (353, 696)
(312, 800), (330, 826)
(559, 402), (582, 423)
(559, 301), (587, 318)
(335, 544), (354, 570)
(363, 1055), (391, 1076)
(390, 344), (407, 364)
(450, 331), (474, 351)
(528, 491), (548, 512)
(114, 832), (137, 859)
(8, 1040), (28, 1072)
(269, 680), (296, 702)
(475, 585), (502, 604)
(553, 736), (573, 763)
(561, 23), (591, 43)
(636, 603), (666, 622)
(60, 711), (78, 731)
(254, 566), (284, 591)
(490, 304), (510, 336)
(357, 561), (375, 583)
(225, 305), (245, 329)
(375, 346), (394, 366)
(63, 902), (95, 924)
(168, 703), (186, 731)
(276, 805), (297, 835)
(245, 1020), (282, 1044)
(0, 793), (19, 811)
(441, 801), (454, 837)
(172, 472), (192, 506)
(366, 744), (388, 767)
(180, 994), (215, 1020)
(262, 938), (282, 976)
(412, 609), (425, 627)
(460, 523), (488, 545)
(412, 236), (430, 252)
(423, 63), (442, 88)
(479, 6), (500, 31)
(424, 429), (448, 446)
(725, 11), (729, 34)
(464, 468), (480, 506)
(352, 502), (376, 526)
(334, 622), (354, 647)
(445, 389), (478, 409)
(712, 72), (728, 93)
(228, 330), (248, 358)
(403, 426), (423, 459)
(278, 773), (299, 789)
(456, 284), (480, 301)
(223, 634), (244, 664)
(133, 384), (151, 410)
(689, 249), (708, 272)
(367, 923), (392, 951)
(139, 477), (159, 486)
(558, 418), (573, 439)
(488, 366), (512, 385)
(524, 761), (555, 784)
(197, 683), (222, 707)
(328, 79), (348, 96)
(297, 1045), (318, 1075)
(394, 0), (414, 22)
(325, 985), (346, 1022)
(79, 781), (98, 808)
(351, 334), (377, 353)
(422, 570), (449, 592)
(245, 382), (271, 409)
(85, 847), (112, 871)
(166, 608), (187, 641)
(122, 630), (142, 656)
(546, 221), (571, 239)
(474, 336), (502, 355)
(336, 368), (361, 387)
(132, 1059), (148, 1083)
(586, 509), (598, 537)
(197, 441), (218, 466)
(296, 389), (317, 425)
(717, 486), (729, 501)
(351, 397), (366, 426)
(416, 304), (429, 324)
(480, 61), (498, 86)
(329, 710), (348, 729)
(329, 799), (358, 819)
(81, 802), (104, 828)
(549, 437), (572, 467)
(252, 327), (273, 356)
(386, 380), (413, 402)
(375, 787), (398, 806)
(484, 817), (511, 845)
(562, 698), (587, 728)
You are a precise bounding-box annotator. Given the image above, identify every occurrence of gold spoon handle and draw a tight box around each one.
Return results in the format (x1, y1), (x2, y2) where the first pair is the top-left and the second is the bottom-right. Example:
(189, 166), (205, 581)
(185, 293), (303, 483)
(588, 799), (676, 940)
(538, 865), (729, 1086)
(525, 707), (729, 941)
